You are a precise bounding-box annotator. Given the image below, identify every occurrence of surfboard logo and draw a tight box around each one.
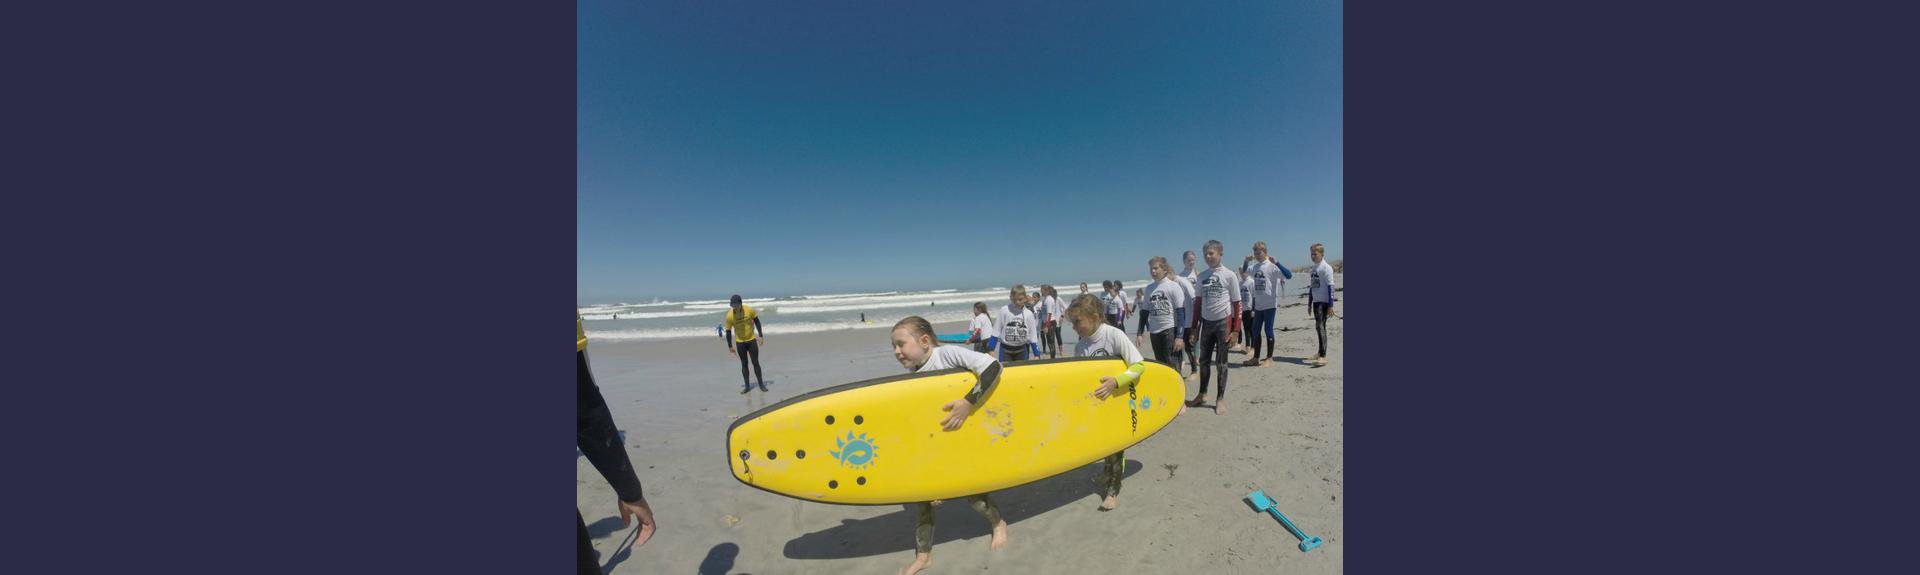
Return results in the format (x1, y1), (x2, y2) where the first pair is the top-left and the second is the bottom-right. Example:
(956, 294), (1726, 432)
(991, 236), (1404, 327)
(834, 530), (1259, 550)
(832, 431), (879, 470)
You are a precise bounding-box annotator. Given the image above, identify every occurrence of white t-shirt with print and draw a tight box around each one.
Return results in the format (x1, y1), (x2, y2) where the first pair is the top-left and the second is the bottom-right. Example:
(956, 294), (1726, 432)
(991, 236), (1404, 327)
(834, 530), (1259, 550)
(918, 344), (998, 376)
(969, 313), (996, 341)
(1194, 267), (1242, 321)
(1075, 323), (1146, 365)
(995, 304), (1037, 347)
(1145, 277), (1189, 334)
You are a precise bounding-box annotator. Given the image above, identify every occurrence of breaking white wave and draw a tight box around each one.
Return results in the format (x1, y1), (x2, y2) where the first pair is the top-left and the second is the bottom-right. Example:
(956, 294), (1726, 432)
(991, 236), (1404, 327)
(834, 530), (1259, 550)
(794, 292), (898, 301)
(580, 309), (717, 321)
(582, 309), (976, 341)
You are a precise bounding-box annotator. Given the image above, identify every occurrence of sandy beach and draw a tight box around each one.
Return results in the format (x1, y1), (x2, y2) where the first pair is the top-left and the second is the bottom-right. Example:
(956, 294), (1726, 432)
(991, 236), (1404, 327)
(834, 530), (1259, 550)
(578, 276), (1344, 574)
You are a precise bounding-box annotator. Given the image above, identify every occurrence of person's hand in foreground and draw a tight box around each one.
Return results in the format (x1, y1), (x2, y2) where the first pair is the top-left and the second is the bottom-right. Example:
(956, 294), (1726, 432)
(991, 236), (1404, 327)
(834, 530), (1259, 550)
(1093, 376), (1119, 400)
(619, 497), (657, 547)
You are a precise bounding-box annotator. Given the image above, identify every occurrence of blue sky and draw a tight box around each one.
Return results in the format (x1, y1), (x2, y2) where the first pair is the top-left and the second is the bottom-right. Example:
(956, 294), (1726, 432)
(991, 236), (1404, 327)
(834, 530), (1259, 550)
(579, 0), (1341, 303)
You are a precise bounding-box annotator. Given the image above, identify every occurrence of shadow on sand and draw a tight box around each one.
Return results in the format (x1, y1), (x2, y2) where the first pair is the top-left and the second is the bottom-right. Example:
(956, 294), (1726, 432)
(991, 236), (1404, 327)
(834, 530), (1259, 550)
(781, 459), (1144, 560)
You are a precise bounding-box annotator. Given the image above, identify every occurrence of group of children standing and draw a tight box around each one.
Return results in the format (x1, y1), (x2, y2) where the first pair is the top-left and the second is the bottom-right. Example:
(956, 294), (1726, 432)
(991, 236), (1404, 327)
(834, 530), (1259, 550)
(884, 240), (1335, 575)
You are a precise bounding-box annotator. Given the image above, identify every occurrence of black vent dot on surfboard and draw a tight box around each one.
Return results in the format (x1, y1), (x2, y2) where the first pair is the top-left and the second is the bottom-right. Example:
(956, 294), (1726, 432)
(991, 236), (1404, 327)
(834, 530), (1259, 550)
(828, 480), (838, 489)
(857, 476), (866, 485)
(825, 415), (835, 425)
(855, 415), (864, 425)
(795, 450), (806, 459)
(738, 450), (749, 460)
(766, 450), (777, 460)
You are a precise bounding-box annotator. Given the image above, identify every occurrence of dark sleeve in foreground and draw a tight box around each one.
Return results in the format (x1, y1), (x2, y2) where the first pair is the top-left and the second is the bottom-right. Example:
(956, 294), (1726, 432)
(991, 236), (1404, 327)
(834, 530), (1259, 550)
(963, 362), (1002, 406)
(578, 351), (643, 502)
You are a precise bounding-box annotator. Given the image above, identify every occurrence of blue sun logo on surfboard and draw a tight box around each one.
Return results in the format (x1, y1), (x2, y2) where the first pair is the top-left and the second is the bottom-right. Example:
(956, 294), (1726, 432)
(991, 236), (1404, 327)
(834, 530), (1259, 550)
(831, 431), (878, 469)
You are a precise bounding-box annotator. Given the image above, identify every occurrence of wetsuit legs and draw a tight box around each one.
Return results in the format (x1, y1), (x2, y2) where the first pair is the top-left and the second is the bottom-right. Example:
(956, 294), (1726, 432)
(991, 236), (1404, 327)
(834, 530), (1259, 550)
(1313, 303), (1331, 357)
(1102, 451), (1125, 498)
(913, 495), (1001, 555)
(1194, 319), (1228, 400)
(737, 340), (764, 389)
(1150, 329), (1175, 365)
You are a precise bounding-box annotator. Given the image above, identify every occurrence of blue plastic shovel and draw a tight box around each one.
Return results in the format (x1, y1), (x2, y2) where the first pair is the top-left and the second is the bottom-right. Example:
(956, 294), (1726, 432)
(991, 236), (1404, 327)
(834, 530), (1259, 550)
(1247, 489), (1324, 552)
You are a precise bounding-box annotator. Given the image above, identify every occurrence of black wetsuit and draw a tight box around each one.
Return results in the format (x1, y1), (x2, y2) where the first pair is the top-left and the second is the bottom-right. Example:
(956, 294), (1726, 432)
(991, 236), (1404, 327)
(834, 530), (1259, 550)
(578, 349), (643, 574)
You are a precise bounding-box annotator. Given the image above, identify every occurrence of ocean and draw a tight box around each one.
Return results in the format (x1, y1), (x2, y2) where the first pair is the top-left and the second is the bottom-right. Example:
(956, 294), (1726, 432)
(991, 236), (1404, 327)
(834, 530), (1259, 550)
(578, 281), (1151, 341)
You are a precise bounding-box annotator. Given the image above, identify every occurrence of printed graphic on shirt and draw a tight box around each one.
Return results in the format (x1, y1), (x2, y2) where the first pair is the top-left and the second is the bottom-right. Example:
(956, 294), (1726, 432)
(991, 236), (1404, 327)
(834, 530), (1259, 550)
(1202, 274), (1231, 301)
(1148, 290), (1173, 322)
(1002, 317), (1031, 345)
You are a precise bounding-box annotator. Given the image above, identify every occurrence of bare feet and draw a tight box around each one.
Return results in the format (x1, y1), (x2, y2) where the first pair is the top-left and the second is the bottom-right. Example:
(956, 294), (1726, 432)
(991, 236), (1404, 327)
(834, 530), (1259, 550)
(1186, 395), (1208, 408)
(1215, 403), (1226, 415)
(1100, 495), (1118, 510)
(989, 519), (1009, 551)
(900, 553), (932, 575)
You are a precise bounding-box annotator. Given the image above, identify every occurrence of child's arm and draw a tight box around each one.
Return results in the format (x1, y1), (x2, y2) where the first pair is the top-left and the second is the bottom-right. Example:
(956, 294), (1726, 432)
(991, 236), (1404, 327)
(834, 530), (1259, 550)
(1189, 292), (1203, 333)
(1230, 300), (1242, 335)
(1095, 334), (1149, 399)
(941, 354), (1003, 431)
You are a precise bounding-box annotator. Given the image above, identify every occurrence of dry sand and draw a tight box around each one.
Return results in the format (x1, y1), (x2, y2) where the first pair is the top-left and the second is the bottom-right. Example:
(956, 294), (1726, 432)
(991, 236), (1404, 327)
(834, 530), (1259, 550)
(579, 279), (1344, 574)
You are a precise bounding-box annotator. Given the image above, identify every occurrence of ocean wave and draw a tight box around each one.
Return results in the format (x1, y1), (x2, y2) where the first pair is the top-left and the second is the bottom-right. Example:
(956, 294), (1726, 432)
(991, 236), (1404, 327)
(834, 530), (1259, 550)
(581, 309), (717, 321)
(771, 296), (1011, 314)
(583, 310), (977, 341)
(797, 291), (899, 300)
(681, 297), (777, 310)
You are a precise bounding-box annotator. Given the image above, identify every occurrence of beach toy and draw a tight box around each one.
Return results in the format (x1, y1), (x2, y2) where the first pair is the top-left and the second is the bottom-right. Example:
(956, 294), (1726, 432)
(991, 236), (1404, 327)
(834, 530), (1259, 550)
(1247, 489), (1323, 552)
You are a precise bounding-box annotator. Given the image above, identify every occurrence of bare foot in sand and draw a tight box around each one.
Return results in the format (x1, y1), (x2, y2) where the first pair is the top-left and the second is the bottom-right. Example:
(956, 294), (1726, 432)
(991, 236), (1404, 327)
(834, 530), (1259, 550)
(1215, 404), (1226, 415)
(1186, 395), (1208, 408)
(989, 519), (1009, 551)
(900, 552), (932, 575)
(1100, 495), (1118, 510)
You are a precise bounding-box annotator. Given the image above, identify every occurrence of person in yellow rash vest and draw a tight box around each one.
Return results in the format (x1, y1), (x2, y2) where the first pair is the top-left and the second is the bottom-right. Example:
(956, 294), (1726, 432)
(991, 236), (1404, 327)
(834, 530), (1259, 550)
(1065, 294), (1151, 511)
(722, 294), (768, 393)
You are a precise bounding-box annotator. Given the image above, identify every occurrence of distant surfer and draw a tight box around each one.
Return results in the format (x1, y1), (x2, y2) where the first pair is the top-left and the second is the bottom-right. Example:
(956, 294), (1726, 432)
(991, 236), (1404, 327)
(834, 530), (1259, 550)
(722, 295), (768, 393)
(888, 316), (1011, 574)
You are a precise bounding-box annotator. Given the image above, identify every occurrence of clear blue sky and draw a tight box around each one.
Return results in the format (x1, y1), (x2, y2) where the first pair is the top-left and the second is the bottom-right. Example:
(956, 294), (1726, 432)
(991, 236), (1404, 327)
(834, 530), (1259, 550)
(579, 0), (1342, 304)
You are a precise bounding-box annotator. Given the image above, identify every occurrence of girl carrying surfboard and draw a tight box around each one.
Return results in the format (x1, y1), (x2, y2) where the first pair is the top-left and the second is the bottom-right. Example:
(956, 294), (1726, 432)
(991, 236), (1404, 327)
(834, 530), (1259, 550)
(1066, 293), (1153, 511)
(888, 316), (1011, 575)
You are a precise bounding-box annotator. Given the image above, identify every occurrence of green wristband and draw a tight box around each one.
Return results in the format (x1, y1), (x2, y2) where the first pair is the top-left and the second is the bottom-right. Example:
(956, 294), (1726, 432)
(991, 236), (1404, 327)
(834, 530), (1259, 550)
(1116, 362), (1145, 391)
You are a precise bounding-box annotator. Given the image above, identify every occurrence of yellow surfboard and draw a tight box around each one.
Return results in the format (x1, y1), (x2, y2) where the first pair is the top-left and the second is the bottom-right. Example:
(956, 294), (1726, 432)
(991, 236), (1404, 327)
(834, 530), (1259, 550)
(727, 357), (1184, 505)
